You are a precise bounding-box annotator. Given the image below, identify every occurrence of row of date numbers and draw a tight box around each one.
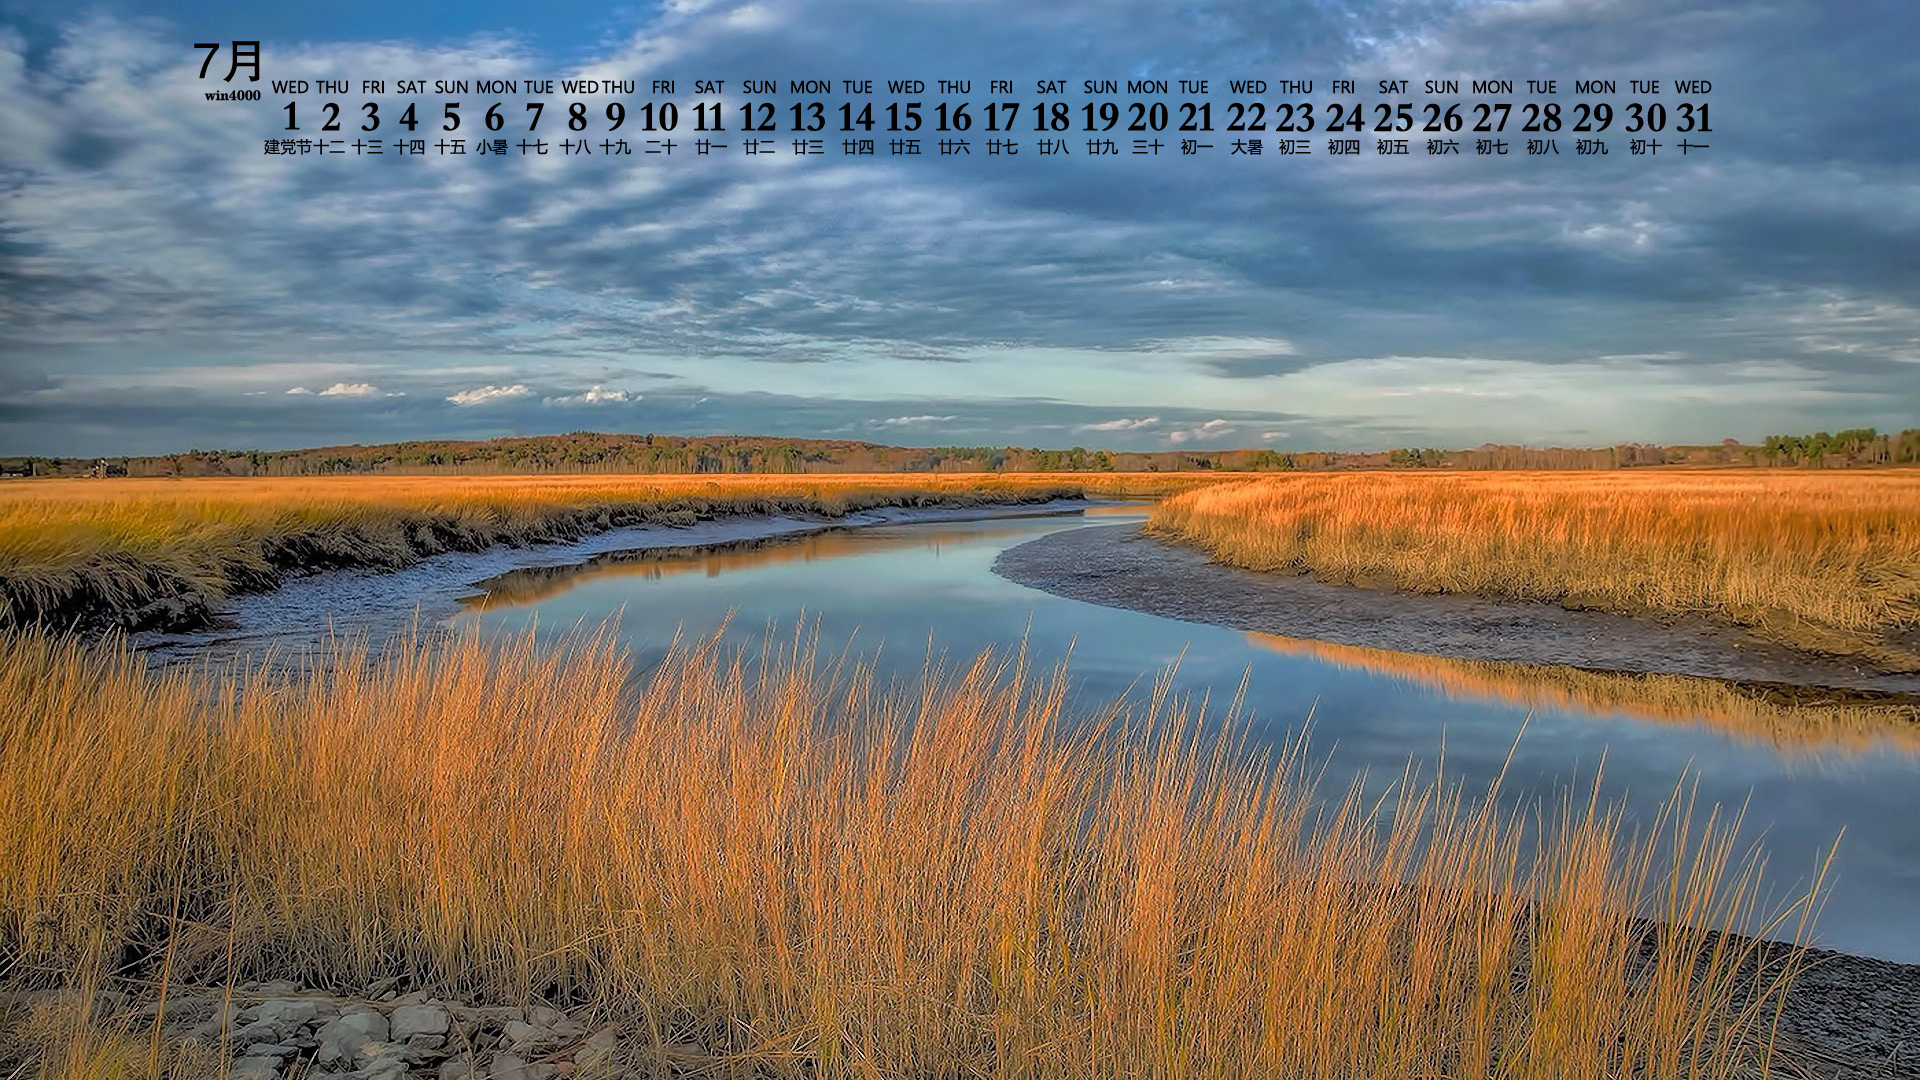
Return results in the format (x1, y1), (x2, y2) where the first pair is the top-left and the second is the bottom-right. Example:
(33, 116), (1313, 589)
(283, 99), (1711, 136)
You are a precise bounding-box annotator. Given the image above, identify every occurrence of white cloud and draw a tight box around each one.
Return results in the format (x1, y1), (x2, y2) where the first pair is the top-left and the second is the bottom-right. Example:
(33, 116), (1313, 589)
(1140, 336), (1298, 358)
(1168, 419), (1234, 444)
(3, 8), (1916, 456)
(447, 384), (534, 406)
(544, 386), (633, 405)
(1080, 416), (1161, 432)
(873, 414), (957, 427)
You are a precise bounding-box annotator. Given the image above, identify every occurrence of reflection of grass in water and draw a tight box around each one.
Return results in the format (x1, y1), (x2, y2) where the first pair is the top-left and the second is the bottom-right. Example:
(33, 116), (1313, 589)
(0, 625), (1823, 1079)
(0, 473), (1206, 630)
(463, 522), (1026, 609)
(1246, 630), (1920, 756)
(1152, 470), (1920, 668)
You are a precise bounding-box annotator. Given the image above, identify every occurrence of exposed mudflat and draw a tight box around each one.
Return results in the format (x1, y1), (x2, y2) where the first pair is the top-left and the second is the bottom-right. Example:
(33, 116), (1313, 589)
(136, 500), (1088, 668)
(994, 523), (1920, 696)
(1748, 937), (1920, 1076)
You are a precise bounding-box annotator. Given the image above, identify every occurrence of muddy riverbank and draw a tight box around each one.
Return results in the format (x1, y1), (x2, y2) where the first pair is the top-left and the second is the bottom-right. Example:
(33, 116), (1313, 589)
(10, 937), (1917, 1080)
(995, 523), (1920, 696)
(135, 499), (1090, 667)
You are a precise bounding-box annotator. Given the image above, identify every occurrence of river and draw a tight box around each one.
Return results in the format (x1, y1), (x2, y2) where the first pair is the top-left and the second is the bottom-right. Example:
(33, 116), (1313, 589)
(149, 504), (1920, 963)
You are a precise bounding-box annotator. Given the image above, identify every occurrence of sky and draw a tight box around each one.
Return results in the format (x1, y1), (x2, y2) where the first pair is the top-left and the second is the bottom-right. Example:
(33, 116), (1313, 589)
(0, 0), (1914, 456)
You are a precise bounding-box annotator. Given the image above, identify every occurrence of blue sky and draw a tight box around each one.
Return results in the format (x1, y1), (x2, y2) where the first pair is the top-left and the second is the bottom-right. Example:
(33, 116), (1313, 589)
(0, 0), (1915, 456)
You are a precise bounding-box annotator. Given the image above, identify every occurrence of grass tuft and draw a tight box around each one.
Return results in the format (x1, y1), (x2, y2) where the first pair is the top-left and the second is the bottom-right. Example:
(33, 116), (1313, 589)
(1151, 470), (1920, 667)
(0, 624), (1819, 1079)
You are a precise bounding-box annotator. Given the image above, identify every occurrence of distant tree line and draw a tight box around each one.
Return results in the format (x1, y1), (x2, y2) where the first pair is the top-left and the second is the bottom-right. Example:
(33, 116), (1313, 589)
(1756, 428), (1920, 467)
(4, 428), (1917, 479)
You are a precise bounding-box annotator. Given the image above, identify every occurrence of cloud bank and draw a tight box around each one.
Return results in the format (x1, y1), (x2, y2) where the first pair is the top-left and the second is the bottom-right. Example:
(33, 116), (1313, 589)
(0, 0), (1914, 455)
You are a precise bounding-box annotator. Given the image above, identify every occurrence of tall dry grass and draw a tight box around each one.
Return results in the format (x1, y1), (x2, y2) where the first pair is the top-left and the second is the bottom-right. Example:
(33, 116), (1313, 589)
(1151, 470), (1920, 667)
(0, 473), (1211, 631)
(0, 625), (1820, 1078)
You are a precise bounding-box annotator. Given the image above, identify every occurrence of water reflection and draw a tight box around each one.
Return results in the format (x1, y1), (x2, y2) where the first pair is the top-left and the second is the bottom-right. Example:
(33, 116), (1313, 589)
(453, 513), (1920, 962)
(463, 523), (1046, 609)
(1245, 632), (1920, 758)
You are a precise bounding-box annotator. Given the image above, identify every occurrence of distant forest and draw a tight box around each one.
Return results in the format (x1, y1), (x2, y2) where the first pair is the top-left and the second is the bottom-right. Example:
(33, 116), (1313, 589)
(5, 428), (1918, 478)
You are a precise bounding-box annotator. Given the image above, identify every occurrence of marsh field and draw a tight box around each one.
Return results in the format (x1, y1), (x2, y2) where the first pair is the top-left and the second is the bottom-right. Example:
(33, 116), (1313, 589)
(3, 469), (1920, 1079)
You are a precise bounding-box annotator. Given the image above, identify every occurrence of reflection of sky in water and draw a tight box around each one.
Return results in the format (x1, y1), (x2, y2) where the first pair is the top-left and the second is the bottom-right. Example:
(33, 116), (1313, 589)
(456, 513), (1920, 963)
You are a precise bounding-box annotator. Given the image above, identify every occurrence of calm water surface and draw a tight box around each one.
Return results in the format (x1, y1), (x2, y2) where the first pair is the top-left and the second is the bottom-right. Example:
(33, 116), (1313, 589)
(455, 509), (1920, 962)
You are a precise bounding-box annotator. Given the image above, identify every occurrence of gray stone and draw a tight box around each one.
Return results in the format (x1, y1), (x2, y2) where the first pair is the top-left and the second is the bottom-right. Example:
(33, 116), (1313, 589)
(438, 1055), (479, 1080)
(524, 1006), (584, 1038)
(487, 1054), (558, 1080)
(231, 1020), (292, 1045)
(314, 1007), (390, 1066)
(233, 998), (337, 1046)
(187, 1003), (246, 1041)
(391, 1002), (452, 1041)
(231, 1057), (283, 1080)
(502, 1020), (554, 1048)
(352, 1045), (411, 1080)
(244, 1042), (300, 1058)
(252, 998), (337, 1030)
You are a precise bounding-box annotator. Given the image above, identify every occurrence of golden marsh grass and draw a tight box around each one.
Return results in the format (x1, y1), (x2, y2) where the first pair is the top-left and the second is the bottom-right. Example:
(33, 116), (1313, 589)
(0, 625), (1819, 1079)
(1151, 470), (1920, 667)
(0, 472), (1215, 630)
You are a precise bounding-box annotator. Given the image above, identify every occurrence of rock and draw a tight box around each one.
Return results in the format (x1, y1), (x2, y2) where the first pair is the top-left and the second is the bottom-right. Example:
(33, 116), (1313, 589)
(232, 1019), (294, 1045)
(231, 1057), (283, 1080)
(406, 1032), (450, 1058)
(438, 1055), (478, 1080)
(188, 1002), (246, 1041)
(391, 1003), (452, 1041)
(524, 1006), (585, 1038)
(249, 998), (338, 1036)
(314, 1007), (390, 1067)
(257, 980), (302, 996)
(244, 1042), (300, 1058)
(487, 1054), (558, 1080)
(352, 1045), (411, 1080)
(574, 1031), (617, 1076)
(502, 1020), (555, 1048)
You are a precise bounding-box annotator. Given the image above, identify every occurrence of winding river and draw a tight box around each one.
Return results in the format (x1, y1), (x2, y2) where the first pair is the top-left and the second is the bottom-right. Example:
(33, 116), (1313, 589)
(148, 504), (1920, 963)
